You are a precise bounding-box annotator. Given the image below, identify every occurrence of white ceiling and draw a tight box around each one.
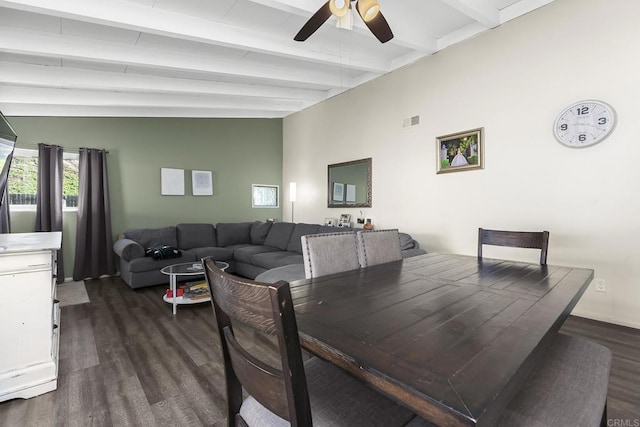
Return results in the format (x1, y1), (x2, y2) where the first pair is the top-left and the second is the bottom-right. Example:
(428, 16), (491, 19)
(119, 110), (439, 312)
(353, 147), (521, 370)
(0, 0), (555, 118)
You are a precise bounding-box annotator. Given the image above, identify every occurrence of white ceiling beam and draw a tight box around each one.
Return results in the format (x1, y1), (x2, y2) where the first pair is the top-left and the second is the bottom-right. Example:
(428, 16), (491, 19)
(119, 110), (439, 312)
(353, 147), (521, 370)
(0, 103), (290, 118)
(0, 0), (390, 73)
(436, 22), (488, 51)
(439, 0), (500, 27)
(246, 0), (437, 52)
(0, 62), (326, 101)
(500, 0), (555, 23)
(0, 84), (304, 112)
(0, 28), (349, 89)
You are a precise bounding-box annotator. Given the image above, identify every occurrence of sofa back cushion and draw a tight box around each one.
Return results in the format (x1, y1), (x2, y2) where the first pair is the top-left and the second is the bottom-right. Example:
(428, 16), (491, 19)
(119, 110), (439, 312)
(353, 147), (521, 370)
(216, 222), (253, 247)
(250, 221), (273, 245)
(263, 222), (296, 250)
(319, 225), (353, 234)
(177, 223), (216, 250)
(287, 223), (321, 253)
(124, 226), (177, 248)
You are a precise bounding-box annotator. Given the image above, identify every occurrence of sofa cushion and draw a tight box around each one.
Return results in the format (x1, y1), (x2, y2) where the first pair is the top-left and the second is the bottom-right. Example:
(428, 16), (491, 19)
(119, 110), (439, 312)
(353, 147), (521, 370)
(250, 221), (273, 245)
(252, 251), (300, 270)
(177, 223), (216, 250)
(287, 223), (321, 253)
(128, 251), (197, 273)
(189, 246), (235, 262)
(398, 232), (416, 251)
(234, 245), (281, 264)
(274, 254), (304, 267)
(263, 222), (296, 250)
(216, 222), (252, 247)
(124, 226), (177, 248)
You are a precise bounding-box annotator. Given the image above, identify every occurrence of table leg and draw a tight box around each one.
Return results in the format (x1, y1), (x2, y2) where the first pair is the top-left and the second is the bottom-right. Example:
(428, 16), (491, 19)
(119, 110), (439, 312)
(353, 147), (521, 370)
(171, 275), (177, 315)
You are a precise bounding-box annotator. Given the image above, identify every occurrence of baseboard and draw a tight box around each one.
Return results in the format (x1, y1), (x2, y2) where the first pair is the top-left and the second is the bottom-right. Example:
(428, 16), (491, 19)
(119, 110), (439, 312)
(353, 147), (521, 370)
(571, 309), (640, 330)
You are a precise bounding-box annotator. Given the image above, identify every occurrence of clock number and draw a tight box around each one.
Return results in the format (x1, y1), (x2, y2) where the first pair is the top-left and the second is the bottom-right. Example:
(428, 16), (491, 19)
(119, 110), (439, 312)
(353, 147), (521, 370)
(576, 106), (589, 115)
(598, 117), (607, 125)
(578, 134), (587, 142)
(560, 124), (568, 131)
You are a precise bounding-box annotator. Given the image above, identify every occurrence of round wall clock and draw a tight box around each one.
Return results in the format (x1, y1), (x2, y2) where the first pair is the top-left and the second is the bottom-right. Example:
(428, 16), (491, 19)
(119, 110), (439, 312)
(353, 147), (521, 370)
(553, 100), (617, 148)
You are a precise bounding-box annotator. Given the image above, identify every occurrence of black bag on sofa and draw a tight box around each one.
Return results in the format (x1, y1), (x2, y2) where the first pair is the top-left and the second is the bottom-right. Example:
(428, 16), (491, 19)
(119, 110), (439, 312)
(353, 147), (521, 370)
(145, 245), (182, 260)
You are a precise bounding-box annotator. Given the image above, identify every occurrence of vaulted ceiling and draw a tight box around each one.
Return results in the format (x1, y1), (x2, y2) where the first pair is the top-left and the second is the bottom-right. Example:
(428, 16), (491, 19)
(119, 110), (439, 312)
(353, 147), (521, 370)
(0, 0), (555, 118)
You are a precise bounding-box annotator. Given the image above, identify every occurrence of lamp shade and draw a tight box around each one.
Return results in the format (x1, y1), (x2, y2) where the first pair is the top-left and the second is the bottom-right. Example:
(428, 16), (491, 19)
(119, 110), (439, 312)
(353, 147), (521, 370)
(329, 0), (350, 17)
(357, 0), (379, 22)
(289, 182), (297, 202)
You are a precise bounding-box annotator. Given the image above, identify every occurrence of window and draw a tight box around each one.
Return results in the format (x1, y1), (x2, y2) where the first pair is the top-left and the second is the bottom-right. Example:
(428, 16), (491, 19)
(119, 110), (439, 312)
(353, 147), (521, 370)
(7, 148), (79, 210)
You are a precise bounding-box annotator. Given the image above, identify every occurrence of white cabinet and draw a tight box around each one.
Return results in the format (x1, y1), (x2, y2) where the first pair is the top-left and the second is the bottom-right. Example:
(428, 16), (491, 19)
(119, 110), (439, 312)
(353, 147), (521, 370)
(0, 232), (62, 402)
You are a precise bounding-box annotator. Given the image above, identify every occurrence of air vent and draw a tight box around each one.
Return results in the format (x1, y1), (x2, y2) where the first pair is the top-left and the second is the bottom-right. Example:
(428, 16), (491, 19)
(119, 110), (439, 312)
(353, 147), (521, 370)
(403, 115), (420, 128)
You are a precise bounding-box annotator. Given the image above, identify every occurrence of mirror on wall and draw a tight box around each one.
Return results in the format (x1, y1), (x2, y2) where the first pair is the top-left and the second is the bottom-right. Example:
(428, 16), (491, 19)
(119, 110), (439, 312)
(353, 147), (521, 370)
(327, 158), (372, 208)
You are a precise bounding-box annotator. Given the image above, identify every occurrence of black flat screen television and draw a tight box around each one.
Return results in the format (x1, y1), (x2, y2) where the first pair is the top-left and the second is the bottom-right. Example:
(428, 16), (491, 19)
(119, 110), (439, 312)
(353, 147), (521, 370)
(0, 111), (18, 209)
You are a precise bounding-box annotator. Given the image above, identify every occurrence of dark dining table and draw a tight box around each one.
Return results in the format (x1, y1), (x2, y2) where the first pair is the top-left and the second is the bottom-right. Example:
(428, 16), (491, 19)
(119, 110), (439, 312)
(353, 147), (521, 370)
(290, 253), (593, 427)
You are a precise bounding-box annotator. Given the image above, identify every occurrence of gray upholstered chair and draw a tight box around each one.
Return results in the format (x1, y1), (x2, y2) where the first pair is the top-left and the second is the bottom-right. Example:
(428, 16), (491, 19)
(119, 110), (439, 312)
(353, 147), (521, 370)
(406, 333), (612, 427)
(202, 258), (415, 427)
(301, 232), (360, 279)
(356, 229), (403, 267)
(478, 228), (550, 265)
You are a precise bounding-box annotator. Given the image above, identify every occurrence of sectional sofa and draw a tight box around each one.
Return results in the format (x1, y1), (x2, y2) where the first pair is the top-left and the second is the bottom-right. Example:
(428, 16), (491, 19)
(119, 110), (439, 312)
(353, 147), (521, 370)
(113, 221), (426, 289)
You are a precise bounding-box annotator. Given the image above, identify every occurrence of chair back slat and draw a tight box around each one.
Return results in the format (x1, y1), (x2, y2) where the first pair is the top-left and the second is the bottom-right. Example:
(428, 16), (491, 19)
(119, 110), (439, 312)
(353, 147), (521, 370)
(224, 329), (289, 420)
(202, 258), (312, 427)
(478, 228), (550, 265)
(301, 232), (360, 278)
(357, 229), (403, 267)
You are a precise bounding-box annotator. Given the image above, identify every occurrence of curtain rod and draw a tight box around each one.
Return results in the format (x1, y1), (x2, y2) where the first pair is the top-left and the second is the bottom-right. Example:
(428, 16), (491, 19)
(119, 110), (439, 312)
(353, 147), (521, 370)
(16, 143), (109, 153)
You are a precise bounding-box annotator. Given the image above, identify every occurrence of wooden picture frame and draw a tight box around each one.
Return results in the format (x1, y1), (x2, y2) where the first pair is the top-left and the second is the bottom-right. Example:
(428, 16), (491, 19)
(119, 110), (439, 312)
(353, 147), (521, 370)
(436, 127), (484, 174)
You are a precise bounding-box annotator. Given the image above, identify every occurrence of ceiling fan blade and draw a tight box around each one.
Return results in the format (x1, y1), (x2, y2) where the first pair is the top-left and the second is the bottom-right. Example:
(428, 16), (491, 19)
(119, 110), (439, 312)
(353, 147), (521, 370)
(356, 4), (394, 43)
(294, 1), (333, 42)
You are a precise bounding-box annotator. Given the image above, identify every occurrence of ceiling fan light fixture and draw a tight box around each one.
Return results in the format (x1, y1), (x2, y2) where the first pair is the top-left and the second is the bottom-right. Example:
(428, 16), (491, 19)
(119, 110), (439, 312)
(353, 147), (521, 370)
(336, 9), (354, 30)
(329, 0), (350, 17)
(358, 0), (380, 22)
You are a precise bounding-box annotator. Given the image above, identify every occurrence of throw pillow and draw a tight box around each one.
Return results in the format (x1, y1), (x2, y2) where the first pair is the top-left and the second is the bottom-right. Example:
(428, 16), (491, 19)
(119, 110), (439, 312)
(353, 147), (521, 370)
(145, 245), (182, 260)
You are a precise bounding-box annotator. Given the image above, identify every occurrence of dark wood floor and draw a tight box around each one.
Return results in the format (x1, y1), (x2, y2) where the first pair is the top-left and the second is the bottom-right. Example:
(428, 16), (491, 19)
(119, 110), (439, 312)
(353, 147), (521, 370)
(0, 277), (638, 426)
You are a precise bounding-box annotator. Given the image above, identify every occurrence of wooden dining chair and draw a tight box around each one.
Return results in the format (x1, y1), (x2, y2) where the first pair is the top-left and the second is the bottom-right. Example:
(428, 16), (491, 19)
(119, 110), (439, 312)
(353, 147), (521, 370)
(406, 333), (612, 427)
(202, 257), (415, 427)
(478, 228), (550, 265)
(301, 232), (360, 279)
(356, 229), (403, 267)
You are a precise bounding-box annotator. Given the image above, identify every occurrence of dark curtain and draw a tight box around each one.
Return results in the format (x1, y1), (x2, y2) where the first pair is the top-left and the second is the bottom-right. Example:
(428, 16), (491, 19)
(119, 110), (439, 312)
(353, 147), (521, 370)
(73, 148), (116, 281)
(36, 143), (64, 282)
(0, 186), (10, 233)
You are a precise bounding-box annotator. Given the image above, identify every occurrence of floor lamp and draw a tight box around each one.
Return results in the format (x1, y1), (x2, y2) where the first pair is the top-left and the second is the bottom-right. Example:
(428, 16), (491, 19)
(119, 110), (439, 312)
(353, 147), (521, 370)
(289, 182), (297, 222)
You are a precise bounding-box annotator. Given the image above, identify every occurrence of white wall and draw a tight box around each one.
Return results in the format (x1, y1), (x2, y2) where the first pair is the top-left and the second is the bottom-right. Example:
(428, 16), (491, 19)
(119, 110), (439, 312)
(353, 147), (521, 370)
(283, 0), (640, 328)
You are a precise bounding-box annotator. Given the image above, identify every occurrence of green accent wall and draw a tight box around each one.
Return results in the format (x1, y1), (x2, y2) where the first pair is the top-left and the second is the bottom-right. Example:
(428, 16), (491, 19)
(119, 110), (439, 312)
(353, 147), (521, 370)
(7, 117), (283, 279)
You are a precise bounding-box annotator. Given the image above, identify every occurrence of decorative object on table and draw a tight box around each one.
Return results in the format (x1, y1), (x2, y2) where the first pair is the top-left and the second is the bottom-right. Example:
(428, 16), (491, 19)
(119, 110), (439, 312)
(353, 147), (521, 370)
(161, 167), (185, 195)
(332, 182), (344, 202)
(191, 170), (213, 196)
(324, 217), (337, 226)
(364, 218), (374, 230)
(436, 127), (484, 174)
(252, 184), (279, 208)
(553, 100), (616, 148)
(345, 184), (356, 202)
(338, 213), (351, 227)
(294, 0), (394, 44)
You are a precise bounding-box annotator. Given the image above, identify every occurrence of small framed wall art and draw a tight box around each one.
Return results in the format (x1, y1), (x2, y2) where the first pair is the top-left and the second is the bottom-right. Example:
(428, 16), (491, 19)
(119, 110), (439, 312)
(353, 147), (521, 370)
(161, 168), (185, 195)
(192, 170), (213, 196)
(436, 127), (484, 174)
(252, 184), (279, 208)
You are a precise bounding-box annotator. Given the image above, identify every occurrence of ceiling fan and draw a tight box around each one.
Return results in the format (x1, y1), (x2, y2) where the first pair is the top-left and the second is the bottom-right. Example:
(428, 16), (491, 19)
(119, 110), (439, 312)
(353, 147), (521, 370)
(294, 0), (394, 44)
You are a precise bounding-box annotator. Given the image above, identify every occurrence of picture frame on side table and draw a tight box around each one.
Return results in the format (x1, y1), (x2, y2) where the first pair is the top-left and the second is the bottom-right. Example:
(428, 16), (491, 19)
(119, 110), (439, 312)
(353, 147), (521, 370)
(324, 218), (336, 226)
(192, 170), (213, 196)
(436, 127), (484, 174)
(338, 213), (351, 227)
